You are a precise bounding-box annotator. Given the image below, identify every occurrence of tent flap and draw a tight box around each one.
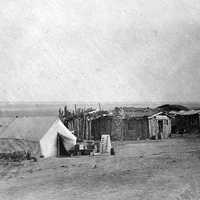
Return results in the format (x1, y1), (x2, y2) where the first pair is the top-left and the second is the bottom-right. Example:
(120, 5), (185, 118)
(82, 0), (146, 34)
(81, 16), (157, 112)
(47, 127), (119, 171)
(57, 133), (75, 152)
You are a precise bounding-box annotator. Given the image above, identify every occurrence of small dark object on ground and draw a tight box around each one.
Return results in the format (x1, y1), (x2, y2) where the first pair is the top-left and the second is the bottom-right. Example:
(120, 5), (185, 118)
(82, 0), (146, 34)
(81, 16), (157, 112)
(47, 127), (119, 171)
(150, 136), (156, 140)
(26, 151), (37, 162)
(26, 151), (31, 160)
(110, 147), (115, 155)
(31, 157), (37, 162)
(60, 165), (68, 168)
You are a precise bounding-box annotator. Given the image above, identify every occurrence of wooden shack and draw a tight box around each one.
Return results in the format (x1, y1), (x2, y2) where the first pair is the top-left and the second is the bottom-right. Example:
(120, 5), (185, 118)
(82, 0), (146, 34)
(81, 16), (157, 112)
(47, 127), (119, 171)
(111, 107), (158, 140)
(148, 113), (171, 139)
(169, 110), (200, 134)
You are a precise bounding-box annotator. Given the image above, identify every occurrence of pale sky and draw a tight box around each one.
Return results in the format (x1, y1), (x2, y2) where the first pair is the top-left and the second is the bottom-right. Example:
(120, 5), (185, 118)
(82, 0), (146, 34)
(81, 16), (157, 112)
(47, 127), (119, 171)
(0, 0), (200, 102)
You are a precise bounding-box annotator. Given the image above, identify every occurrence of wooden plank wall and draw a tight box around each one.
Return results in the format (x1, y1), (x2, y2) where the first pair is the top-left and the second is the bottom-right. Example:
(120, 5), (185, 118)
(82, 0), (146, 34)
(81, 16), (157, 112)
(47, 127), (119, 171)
(123, 118), (149, 140)
(91, 117), (112, 140)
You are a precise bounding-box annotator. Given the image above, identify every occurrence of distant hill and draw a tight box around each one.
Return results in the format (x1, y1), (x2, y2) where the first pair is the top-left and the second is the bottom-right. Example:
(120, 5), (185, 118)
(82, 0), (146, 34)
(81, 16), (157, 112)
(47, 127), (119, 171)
(0, 102), (199, 117)
(157, 104), (189, 112)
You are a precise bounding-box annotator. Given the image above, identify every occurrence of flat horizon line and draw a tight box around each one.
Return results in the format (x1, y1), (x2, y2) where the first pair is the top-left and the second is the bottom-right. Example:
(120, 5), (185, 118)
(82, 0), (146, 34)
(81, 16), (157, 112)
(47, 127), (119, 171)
(0, 101), (199, 104)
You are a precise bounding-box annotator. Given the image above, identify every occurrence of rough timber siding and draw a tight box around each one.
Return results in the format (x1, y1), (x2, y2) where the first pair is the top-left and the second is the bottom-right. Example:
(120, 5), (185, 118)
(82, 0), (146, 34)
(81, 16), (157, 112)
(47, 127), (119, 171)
(163, 119), (171, 138)
(149, 118), (158, 138)
(91, 117), (112, 140)
(111, 115), (123, 140)
(123, 118), (149, 140)
(175, 114), (199, 133)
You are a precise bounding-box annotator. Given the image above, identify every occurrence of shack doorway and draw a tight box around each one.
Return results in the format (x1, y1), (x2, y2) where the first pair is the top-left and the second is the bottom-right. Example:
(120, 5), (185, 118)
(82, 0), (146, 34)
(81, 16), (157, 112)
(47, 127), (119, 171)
(158, 120), (163, 139)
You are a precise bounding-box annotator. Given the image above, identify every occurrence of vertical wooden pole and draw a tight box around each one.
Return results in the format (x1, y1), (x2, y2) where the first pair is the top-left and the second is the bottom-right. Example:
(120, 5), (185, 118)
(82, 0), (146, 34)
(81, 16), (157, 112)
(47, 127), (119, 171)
(86, 117), (88, 140)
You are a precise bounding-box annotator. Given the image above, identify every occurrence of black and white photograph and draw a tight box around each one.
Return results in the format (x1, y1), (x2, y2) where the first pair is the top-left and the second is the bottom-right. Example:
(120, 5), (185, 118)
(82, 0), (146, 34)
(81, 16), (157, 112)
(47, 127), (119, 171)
(0, 0), (200, 199)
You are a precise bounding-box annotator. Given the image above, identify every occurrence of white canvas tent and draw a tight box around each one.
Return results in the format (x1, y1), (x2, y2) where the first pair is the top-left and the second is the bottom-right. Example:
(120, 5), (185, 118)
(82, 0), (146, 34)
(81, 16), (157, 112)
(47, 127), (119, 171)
(0, 116), (76, 158)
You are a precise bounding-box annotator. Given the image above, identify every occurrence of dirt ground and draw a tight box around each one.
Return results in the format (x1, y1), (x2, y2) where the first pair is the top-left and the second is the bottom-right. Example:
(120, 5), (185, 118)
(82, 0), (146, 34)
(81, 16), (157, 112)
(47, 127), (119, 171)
(1, 135), (200, 200)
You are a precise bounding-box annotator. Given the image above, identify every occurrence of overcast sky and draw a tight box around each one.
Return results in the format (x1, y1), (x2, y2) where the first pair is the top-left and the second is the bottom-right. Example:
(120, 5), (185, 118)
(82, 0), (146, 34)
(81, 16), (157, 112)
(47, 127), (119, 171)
(0, 0), (200, 102)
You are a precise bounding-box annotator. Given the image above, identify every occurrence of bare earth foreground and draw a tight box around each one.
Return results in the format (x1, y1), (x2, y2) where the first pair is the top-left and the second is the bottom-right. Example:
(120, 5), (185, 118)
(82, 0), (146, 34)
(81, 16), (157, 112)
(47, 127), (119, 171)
(1, 136), (200, 200)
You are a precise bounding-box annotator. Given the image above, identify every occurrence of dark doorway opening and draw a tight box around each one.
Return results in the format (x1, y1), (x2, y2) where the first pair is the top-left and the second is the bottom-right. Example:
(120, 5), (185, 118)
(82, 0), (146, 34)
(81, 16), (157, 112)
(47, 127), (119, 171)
(158, 120), (163, 139)
(57, 134), (70, 157)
